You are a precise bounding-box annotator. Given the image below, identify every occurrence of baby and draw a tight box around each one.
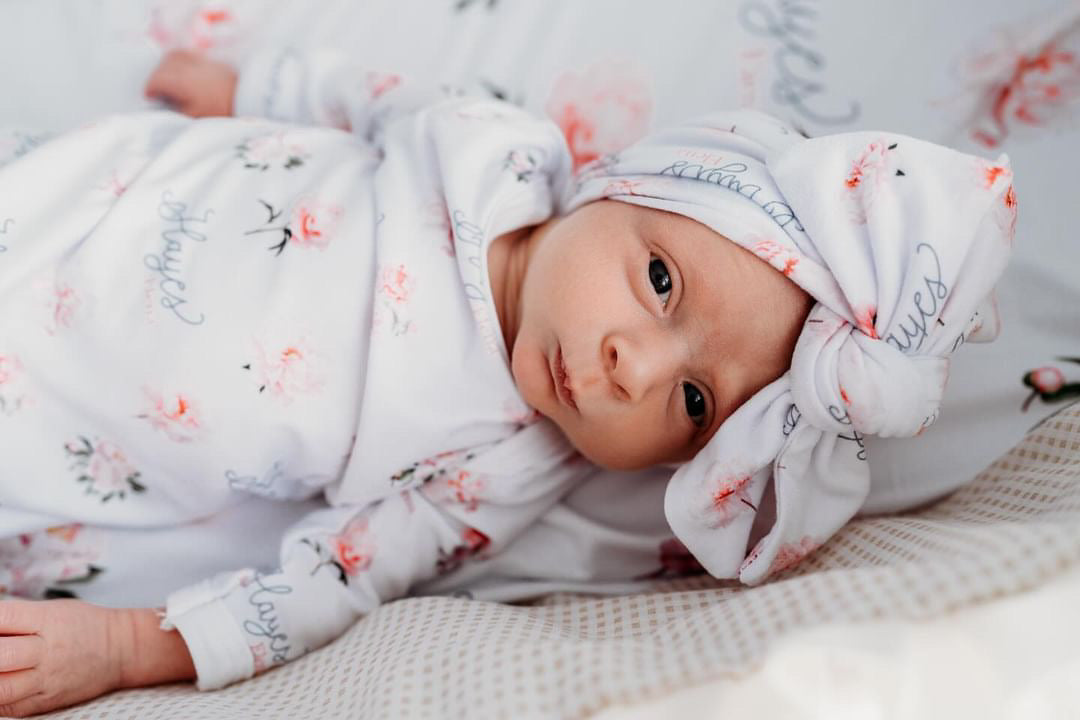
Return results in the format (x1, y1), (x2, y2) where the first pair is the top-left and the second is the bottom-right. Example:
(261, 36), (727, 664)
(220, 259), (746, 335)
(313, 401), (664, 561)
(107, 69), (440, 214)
(0, 47), (1013, 715)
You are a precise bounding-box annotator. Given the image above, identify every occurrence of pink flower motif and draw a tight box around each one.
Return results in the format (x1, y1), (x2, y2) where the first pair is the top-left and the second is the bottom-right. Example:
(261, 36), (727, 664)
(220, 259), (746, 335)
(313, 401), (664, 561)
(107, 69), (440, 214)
(708, 473), (755, 528)
(289, 199), (343, 250)
(749, 236), (800, 278)
(247, 338), (324, 402)
(428, 470), (486, 513)
(0, 525), (103, 598)
(45, 282), (80, 335)
(844, 140), (899, 225)
(962, 29), (1080, 149)
(602, 179), (645, 196)
(435, 526), (491, 575)
(423, 201), (456, 257)
(767, 536), (820, 576)
(86, 440), (140, 494)
(148, 5), (237, 52)
(852, 304), (879, 339)
(545, 60), (653, 171)
(333, 516), (376, 576)
(366, 72), (402, 100)
(379, 264), (414, 304)
(0, 353), (30, 416)
(0, 354), (20, 387)
(250, 643), (269, 674)
(237, 132), (310, 171)
(139, 388), (201, 442)
(998, 183), (1018, 240)
(1029, 366), (1066, 394)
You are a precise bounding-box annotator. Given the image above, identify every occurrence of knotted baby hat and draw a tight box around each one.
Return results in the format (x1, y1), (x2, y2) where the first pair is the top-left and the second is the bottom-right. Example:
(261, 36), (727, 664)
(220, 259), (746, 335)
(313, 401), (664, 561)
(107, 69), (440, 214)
(561, 109), (1016, 584)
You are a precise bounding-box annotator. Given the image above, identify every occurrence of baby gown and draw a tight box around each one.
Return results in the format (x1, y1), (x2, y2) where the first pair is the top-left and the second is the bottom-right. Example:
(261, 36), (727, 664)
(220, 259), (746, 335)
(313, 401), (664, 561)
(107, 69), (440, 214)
(0, 48), (597, 689)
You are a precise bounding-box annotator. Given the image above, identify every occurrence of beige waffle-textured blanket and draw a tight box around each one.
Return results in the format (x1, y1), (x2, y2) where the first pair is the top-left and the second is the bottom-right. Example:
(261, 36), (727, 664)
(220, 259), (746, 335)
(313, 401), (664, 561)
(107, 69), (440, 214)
(43, 402), (1080, 719)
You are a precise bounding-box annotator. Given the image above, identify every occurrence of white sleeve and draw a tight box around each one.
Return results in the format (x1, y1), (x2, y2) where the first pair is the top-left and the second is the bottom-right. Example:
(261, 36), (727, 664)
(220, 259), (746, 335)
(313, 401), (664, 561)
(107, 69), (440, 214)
(162, 421), (588, 690)
(232, 46), (458, 141)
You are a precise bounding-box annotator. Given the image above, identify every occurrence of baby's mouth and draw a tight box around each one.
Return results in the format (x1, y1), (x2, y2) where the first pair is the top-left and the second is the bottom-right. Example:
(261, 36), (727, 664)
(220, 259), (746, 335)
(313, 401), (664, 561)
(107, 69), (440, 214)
(554, 346), (578, 411)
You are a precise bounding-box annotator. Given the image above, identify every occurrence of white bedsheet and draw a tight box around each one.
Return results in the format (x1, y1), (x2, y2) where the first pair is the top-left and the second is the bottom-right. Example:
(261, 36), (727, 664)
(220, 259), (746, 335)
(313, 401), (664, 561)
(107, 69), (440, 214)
(598, 563), (1080, 719)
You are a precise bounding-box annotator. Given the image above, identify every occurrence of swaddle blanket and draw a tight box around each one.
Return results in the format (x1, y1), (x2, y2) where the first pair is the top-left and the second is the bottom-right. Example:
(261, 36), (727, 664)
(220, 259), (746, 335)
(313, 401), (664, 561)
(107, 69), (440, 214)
(564, 110), (1017, 583)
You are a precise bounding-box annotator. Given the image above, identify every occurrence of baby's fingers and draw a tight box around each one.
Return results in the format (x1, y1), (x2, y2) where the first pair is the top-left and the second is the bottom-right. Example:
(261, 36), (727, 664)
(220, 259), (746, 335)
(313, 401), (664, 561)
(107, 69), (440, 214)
(0, 636), (42, 672)
(144, 51), (194, 106)
(0, 668), (42, 714)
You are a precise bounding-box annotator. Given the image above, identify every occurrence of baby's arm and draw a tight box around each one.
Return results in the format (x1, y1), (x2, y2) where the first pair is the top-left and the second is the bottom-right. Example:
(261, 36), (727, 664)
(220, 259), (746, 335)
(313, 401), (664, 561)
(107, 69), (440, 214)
(146, 46), (463, 138)
(166, 422), (587, 690)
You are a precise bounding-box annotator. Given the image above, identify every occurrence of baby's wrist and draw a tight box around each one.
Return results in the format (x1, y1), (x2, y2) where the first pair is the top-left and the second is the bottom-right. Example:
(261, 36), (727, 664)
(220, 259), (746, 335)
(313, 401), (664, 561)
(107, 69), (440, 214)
(115, 607), (197, 689)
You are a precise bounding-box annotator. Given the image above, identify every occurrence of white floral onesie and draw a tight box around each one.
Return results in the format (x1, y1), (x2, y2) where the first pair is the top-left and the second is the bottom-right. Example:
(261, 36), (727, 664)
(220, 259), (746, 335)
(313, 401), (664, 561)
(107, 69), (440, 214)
(0, 47), (595, 689)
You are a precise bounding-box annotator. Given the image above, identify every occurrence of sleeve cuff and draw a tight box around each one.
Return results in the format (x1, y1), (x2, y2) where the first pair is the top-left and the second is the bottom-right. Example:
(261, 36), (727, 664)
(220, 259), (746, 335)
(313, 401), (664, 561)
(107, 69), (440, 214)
(163, 580), (256, 690)
(233, 47), (304, 121)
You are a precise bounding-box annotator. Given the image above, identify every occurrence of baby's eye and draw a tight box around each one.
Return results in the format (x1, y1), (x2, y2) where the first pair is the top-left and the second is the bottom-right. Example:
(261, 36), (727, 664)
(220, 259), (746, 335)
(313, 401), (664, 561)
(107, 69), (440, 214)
(682, 382), (707, 427)
(648, 255), (672, 307)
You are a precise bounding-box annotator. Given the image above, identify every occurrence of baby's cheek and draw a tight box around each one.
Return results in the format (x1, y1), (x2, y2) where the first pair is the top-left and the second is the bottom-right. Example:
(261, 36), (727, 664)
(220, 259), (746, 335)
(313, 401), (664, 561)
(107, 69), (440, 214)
(565, 419), (661, 472)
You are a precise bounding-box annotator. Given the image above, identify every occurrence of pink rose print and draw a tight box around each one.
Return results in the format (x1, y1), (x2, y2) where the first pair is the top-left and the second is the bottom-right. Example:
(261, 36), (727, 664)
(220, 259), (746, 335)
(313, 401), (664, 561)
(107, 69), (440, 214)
(334, 521), (375, 576)
(953, 11), (1080, 149)
(43, 281), (81, 336)
(235, 132), (310, 171)
(366, 72), (402, 100)
(242, 338), (324, 403)
(390, 448), (477, 488)
(1021, 358), (1080, 411)
(707, 472), (756, 529)
(244, 198), (344, 255)
(436, 526), (491, 575)
(975, 160), (1019, 239)
(545, 60), (653, 171)
(98, 169), (128, 198)
(572, 153), (622, 196)
(292, 200), (342, 250)
(844, 140), (905, 225)
(250, 643), (270, 674)
(749, 236), (799, 278)
(503, 147), (547, 182)
(373, 263), (415, 336)
(0, 353), (29, 415)
(852, 305), (879, 339)
(602, 179), (646, 196)
(0, 524), (104, 599)
(423, 201), (456, 258)
(380, 264), (413, 303)
(1002, 184), (1018, 236)
(147, 4), (237, 53)
(1030, 366), (1064, 394)
(64, 436), (145, 502)
(138, 387), (202, 442)
(427, 469), (486, 513)
(766, 536), (820, 576)
(304, 516), (376, 585)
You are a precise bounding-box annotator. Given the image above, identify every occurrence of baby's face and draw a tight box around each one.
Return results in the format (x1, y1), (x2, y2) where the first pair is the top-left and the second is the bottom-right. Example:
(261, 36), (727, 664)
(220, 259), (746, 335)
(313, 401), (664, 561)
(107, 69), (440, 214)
(510, 200), (812, 470)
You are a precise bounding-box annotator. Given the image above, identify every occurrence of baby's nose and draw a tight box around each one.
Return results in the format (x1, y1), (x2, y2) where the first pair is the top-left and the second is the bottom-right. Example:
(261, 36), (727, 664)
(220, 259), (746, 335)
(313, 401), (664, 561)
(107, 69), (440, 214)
(602, 333), (673, 403)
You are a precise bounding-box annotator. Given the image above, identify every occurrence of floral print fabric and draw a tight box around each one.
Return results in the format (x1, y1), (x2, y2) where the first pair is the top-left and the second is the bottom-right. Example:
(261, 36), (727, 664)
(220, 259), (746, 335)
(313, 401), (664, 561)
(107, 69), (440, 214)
(564, 109), (1015, 585)
(0, 47), (590, 691)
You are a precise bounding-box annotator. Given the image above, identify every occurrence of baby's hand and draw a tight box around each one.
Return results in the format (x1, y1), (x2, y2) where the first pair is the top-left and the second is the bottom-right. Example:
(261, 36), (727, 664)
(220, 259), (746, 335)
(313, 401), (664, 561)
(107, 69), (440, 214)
(145, 49), (237, 117)
(0, 598), (127, 716)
